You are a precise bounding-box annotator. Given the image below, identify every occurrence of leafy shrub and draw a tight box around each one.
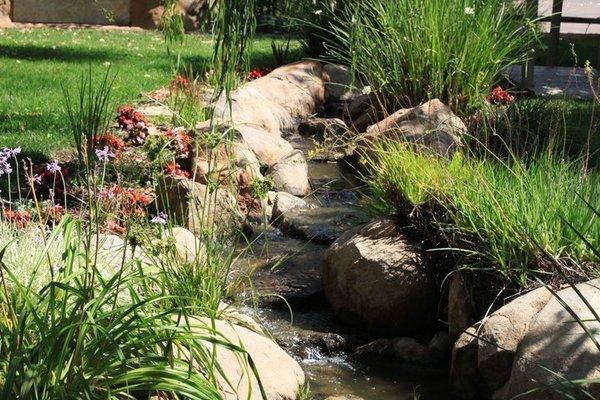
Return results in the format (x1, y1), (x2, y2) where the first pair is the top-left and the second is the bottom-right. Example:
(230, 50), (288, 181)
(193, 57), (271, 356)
(321, 0), (532, 114)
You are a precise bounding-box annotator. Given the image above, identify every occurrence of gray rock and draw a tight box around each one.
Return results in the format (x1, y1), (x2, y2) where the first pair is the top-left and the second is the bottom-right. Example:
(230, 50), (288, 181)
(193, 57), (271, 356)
(281, 206), (370, 245)
(323, 219), (437, 332)
(448, 272), (476, 342)
(270, 191), (308, 221)
(450, 324), (484, 400)
(323, 63), (363, 103)
(156, 175), (241, 234)
(497, 279), (600, 400)
(298, 118), (348, 140)
(428, 331), (451, 358)
(251, 241), (326, 306)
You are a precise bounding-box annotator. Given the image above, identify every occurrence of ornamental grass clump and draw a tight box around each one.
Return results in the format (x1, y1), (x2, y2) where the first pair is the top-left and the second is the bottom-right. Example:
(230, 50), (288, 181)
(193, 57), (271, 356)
(321, 0), (533, 115)
(365, 141), (600, 286)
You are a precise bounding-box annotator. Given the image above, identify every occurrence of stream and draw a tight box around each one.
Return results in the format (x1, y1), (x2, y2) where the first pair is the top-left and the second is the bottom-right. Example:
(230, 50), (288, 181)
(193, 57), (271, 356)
(234, 133), (451, 400)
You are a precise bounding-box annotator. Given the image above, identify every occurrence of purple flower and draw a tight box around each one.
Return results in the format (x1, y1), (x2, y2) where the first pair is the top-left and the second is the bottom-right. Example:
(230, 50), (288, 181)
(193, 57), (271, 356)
(151, 212), (168, 225)
(0, 148), (15, 175)
(28, 174), (42, 185)
(95, 146), (116, 163)
(2, 147), (21, 157)
(0, 160), (13, 176)
(46, 160), (61, 174)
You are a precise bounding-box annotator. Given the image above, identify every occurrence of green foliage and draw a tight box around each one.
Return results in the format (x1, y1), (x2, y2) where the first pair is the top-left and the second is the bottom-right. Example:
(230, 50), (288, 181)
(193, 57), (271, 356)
(320, 0), (533, 114)
(212, 0), (257, 100)
(0, 217), (260, 399)
(62, 65), (116, 167)
(0, 28), (297, 157)
(365, 141), (600, 286)
(161, 0), (186, 51)
(249, 177), (274, 200)
(474, 98), (600, 167)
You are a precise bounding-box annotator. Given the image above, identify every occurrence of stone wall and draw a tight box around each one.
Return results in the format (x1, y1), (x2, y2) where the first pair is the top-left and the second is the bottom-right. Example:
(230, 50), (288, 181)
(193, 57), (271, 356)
(12, 0), (130, 25)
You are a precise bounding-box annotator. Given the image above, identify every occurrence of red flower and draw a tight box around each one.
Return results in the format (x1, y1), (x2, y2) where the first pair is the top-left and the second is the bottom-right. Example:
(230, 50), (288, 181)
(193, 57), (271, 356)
(2, 208), (31, 229)
(117, 105), (148, 145)
(42, 204), (66, 223)
(169, 75), (192, 93)
(105, 220), (126, 235)
(93, 132), (125, 157)
(247, 68), (272, 81)
(164, 162), (190, 179)
(487, 86), (514, 105)
(165, 127), (193, 157)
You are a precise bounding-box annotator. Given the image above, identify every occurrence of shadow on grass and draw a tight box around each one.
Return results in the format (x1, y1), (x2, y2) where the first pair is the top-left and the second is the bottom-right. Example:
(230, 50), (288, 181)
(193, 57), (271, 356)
(0, 43), (120, 62)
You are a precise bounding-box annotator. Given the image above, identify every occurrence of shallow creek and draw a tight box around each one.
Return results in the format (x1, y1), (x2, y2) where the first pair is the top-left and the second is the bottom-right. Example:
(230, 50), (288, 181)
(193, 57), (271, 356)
(235, 134), (451, 400)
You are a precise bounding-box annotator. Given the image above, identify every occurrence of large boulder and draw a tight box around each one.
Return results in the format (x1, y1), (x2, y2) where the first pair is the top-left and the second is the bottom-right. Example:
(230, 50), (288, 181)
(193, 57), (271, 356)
(186, 317), (306, 400)
(364, 99), (465, 156)
(450, 287), (552, 399)
(0, 0), (12, 27)
(213, 60), (326, 135)
(130, 0), (205, 29)
(450, 324), (484, 400)
(161, 227), (206, 264)
(322, 219), (437, 332)
(478, 287), (552, 392)
(497, 279), (600, 400)
(205, 61), (325, 197)
(236, 126), (294, 167)
(323, 64), (363, 103)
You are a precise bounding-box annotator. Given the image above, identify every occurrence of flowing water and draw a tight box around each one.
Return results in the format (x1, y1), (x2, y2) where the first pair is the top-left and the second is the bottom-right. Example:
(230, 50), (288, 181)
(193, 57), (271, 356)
(236, 133), (452, 400)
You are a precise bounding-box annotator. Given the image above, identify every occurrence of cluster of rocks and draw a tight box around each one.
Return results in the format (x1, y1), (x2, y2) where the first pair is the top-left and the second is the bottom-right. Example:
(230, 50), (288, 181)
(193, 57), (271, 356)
(139, 60), (600, 400)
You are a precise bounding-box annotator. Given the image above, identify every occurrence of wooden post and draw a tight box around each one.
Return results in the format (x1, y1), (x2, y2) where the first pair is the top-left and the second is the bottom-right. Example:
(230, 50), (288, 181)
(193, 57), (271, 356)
(546, 0), (564, 67)
(522, 0), (538, 90)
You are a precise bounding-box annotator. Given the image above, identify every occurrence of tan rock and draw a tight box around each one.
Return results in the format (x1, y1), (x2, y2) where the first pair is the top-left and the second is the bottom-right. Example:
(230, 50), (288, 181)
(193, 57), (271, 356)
(236, 126), (294, 167)
(156, 175), (241, 234)
(322, 219), (436, 332)
(270, 192), (308, 221)
(497, 279), (600, 400)
(478, 287), (552, 391)
(450, 324), (484, 400)
(161, 226), (205, 264)
(266, 150), (311, 196)
(364, 99), (465, 156)
(448, 272), (476, 342)
(187, 317), (305, 400)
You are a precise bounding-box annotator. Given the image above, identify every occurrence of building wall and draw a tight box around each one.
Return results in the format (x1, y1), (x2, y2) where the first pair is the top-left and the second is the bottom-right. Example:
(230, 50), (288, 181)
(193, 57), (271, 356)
(0, 0), (11, 18)
(12, 0), (130, 25)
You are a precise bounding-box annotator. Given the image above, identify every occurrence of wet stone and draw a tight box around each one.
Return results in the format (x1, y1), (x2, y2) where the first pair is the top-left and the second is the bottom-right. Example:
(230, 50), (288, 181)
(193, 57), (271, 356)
(280, 206), (370, 245)
(235, 234), (327, 307)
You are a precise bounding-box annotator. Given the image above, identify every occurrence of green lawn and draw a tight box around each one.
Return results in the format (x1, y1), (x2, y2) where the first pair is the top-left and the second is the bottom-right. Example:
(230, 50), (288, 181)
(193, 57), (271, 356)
(0, 27), (302, 162)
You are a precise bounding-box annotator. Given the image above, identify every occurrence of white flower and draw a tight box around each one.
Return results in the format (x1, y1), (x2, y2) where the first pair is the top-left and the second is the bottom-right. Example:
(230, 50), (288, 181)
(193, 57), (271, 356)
(314, 9), (323, 15)
(465, 7), (475, 15)
(362, 85), (372, 95)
